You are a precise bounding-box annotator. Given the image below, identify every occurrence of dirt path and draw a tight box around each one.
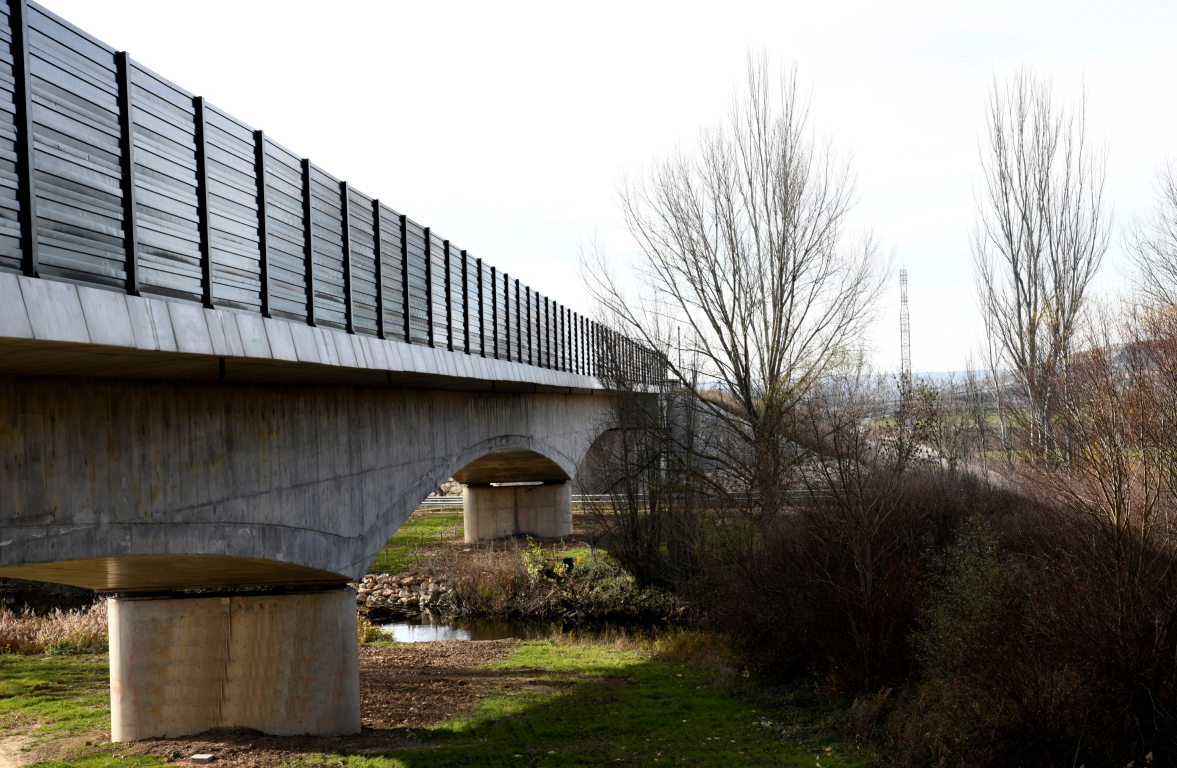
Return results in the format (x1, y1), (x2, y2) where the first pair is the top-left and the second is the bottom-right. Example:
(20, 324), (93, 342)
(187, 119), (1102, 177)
(0, 736), (31, 768)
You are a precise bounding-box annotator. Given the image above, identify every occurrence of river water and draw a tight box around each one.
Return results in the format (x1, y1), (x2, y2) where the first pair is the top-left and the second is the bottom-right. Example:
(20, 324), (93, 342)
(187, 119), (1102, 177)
(377, 613), (671, 643)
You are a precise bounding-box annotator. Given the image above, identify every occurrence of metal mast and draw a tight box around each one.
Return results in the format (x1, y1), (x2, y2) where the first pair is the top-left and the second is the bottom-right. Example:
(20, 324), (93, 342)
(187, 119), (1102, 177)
(899, 269), (911, 379)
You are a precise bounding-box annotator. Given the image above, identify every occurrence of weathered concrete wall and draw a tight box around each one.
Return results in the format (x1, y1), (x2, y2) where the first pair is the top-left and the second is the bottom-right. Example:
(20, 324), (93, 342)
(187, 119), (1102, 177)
(0, 373), (610, 589)
(462, 483), (573, 542)
(108, 589), (360, 741)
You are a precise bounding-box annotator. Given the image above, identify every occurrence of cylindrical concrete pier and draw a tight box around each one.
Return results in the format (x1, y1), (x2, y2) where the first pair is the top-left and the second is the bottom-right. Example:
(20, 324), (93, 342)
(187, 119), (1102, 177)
(108, 588), (360, 742)
(463, 481), (573, 542)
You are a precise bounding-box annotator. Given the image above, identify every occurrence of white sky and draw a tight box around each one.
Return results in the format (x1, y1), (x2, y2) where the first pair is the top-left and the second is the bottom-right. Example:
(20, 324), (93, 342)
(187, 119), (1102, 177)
(44, 0), (1177, 373)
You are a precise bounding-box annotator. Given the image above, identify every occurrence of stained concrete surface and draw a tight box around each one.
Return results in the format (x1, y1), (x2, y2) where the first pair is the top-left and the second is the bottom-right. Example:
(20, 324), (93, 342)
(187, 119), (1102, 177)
(108, 590), (360, 741)
(462, 483), (574, 542)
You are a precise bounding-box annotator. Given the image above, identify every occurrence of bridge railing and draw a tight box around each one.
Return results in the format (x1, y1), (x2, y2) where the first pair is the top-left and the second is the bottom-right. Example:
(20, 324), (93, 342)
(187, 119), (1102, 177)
(0, 0), (665, 386)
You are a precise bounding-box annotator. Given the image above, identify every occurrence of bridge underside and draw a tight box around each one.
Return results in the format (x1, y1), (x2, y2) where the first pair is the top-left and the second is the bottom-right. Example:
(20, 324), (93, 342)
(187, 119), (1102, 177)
(0, 371), (609, 591)
(0, 555), (348, 592)
(452, 448), (571, 484)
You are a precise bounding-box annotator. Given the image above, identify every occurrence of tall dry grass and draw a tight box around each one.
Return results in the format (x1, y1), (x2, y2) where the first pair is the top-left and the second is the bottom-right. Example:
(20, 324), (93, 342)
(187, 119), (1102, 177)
(0, 601), (108, 654)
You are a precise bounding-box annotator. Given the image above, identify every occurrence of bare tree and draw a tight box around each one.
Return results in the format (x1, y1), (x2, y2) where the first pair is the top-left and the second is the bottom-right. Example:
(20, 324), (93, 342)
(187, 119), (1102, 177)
(1128, 160), (1177, 307)
(582, 53), (888, 520)
(973, 67), (1111, 458)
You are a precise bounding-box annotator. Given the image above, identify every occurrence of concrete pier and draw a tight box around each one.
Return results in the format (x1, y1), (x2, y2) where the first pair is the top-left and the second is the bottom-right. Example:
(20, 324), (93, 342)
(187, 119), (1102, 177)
(462, 482), (573, 542)
(108, 589), (360, 742)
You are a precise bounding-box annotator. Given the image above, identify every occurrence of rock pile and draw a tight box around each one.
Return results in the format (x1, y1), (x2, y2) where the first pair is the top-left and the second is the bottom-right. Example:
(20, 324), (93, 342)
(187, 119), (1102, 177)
(351, 573), (453, 612)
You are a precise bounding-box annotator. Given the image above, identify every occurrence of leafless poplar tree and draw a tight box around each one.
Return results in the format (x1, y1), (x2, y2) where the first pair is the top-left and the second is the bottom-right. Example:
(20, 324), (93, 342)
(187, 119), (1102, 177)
(973, 67), (1110, 457)
(1128, 160), (1177, 307)
(582, 53), (888, 520)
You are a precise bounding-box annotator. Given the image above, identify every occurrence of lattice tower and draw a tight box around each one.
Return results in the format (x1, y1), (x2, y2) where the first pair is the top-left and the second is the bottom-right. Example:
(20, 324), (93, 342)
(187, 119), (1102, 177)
(899, 269), (911, 379)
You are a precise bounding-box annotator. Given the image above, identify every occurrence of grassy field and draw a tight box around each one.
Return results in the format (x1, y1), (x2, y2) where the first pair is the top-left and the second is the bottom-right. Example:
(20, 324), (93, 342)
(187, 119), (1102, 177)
(0, 653), (159, 768)
(340, 641), (870, 768)
(365, 507), (597, 576)
(368, 508), (464, 574)
(0, 639), (868, 768)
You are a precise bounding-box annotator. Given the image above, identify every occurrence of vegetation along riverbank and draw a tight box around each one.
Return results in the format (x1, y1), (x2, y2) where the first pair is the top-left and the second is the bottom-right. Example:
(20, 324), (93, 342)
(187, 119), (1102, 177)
(0, 609), (874, 767)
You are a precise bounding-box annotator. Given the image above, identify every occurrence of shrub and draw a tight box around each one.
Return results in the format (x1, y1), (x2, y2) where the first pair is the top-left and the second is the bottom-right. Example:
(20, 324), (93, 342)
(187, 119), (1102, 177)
(710, 469), (1020, 693)
(356, 613), (381, 644)
(444, 543), (685, 622)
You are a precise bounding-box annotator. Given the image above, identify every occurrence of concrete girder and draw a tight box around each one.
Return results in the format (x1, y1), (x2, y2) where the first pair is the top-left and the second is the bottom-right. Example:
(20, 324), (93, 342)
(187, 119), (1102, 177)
(0, 372), (610, 591)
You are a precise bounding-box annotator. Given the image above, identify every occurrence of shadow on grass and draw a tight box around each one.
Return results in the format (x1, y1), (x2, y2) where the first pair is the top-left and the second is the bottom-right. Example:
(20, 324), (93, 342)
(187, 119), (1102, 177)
(334, 643), (872, 768)
(2, 643), (871, 768)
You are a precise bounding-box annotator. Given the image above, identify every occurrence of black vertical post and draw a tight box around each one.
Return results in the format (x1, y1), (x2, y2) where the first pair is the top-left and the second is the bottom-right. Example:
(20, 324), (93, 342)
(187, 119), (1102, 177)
(400, 215), (410, 342)
(443, 241), (453, 351)
(490, 266), (498, 359)
(597, 322), (601, 379)
(254, 131), (271, 317)
(193, 96), (213, 308)
(604, 327), (610, 377)
(503, 272), (511, 362)
(113, 52), (138, 292)
(423, 227), (433, 346)
(301, 158), (316, 326)
(340, 182), (354, 333)
(527, 288), (533, 366)
(12, 0), (38, 279)
(372, 199), (385, 339)
(514, 279), (521, 363)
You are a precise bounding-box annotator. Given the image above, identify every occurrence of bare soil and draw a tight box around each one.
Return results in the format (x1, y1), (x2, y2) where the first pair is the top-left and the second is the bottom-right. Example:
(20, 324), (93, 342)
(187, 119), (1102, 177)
(99, 639), (573, 767)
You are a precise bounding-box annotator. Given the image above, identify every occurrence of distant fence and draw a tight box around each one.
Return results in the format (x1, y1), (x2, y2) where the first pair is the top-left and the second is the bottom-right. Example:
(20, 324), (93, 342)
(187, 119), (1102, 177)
(417, 491), (819, 510)
(0, 1), (661, 384)
(418, 495), (612, 509)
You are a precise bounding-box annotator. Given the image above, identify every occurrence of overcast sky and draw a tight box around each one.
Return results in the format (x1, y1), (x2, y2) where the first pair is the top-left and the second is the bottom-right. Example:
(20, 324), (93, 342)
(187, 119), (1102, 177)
(44, 0), (1177, 373)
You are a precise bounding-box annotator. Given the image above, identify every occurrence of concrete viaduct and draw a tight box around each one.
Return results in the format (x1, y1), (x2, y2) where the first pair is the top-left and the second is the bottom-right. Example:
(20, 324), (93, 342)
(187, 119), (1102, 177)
(0, 0), (657, 743)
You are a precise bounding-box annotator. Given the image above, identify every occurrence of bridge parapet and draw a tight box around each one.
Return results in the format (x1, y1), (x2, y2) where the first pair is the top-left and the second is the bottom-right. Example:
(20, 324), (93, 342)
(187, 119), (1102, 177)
(0, 272), (601, 392)
(0, 1), (662, 389)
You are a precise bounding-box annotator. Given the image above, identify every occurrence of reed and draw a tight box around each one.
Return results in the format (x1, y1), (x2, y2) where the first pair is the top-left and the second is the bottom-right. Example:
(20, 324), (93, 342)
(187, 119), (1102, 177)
(0, 602), (108, 655)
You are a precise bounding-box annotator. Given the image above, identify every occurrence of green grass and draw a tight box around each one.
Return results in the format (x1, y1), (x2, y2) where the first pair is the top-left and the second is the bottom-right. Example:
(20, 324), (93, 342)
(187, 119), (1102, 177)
(369, 509), (465, 574)
(0, 642), (868, 768)
(0, 654), (111, 737)
(327, 642), (871, 768)
(0, 653), (165, 767)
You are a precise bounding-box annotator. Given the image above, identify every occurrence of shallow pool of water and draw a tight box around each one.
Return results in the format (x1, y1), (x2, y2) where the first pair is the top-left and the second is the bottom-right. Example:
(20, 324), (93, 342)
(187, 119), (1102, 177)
(377, 614), (669, 643)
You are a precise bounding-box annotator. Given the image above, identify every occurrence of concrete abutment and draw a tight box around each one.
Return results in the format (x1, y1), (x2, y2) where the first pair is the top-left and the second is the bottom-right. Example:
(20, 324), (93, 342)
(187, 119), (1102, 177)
(108, 588), (360, 742)
(462, 482), (573, 542)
